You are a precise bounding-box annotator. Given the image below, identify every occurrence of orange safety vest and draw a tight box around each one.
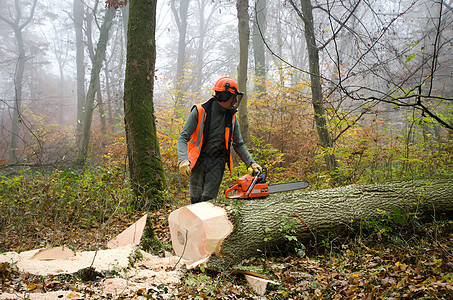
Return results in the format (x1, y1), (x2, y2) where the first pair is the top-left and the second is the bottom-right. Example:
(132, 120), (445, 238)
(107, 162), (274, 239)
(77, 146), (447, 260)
(188, 100), (236, 176)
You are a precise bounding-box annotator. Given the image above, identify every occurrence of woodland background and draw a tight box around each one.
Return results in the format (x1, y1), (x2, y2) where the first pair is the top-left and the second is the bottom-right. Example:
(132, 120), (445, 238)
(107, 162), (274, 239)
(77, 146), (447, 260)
(0, 0), (452, 298)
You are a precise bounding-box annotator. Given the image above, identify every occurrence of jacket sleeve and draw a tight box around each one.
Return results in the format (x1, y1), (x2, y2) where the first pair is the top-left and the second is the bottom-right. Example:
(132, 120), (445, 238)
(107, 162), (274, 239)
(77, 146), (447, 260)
(177, 108), (199, 164)
(232, 118), (255, 167)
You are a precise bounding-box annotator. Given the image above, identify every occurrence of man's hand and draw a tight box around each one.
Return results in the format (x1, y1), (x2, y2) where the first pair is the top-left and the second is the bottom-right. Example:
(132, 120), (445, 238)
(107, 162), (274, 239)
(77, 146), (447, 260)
(249, 162), (263, 174)
(179, 160), (191, 177)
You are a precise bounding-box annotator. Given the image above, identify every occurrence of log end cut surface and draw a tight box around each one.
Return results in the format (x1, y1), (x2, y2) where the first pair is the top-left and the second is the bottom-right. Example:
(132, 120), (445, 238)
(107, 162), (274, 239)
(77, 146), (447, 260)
(168, 202), (234, 261)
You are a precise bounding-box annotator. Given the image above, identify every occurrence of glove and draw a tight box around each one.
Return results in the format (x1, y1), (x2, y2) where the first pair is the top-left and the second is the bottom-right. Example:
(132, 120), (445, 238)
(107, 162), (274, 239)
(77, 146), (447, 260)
(179, 160), (191, 177)
(248, 163), (263, 174)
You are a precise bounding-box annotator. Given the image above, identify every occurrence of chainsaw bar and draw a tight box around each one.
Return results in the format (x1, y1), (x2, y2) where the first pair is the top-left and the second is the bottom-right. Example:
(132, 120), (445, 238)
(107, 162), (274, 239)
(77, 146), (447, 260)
(224, 167), (309, 199)
(268, 181), (309, 194)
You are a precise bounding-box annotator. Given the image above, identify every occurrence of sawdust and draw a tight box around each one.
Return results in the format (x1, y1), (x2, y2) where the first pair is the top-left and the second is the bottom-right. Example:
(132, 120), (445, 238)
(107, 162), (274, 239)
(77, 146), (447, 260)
(0, 244), (186, 299)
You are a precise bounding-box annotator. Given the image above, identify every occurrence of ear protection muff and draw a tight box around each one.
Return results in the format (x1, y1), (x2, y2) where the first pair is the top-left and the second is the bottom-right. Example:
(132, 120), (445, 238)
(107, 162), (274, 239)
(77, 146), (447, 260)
(218, 91), (231, 102)
(215, 82), (234, 102)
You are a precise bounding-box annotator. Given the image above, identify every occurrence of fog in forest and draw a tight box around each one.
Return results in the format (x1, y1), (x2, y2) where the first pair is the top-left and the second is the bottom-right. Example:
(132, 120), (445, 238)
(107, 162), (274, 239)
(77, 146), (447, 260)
(0, 0), (452, 172)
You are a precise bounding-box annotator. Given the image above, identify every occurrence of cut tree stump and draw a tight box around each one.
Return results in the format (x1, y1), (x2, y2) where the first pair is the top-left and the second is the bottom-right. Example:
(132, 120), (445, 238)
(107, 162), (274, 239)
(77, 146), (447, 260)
(168, 178), (453, 270)
(168, 202), (233, 262)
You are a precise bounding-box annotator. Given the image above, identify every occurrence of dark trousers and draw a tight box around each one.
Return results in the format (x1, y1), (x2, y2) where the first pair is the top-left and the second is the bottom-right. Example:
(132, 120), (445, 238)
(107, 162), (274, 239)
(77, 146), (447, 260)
(189, 154), (225, 204)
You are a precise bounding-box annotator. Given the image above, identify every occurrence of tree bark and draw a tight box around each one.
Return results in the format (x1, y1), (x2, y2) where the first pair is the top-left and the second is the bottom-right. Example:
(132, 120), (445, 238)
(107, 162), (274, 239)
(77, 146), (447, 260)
(237, 0), (251, 147)
(170, 178), (453, 269)
(123, 0), (167, 210)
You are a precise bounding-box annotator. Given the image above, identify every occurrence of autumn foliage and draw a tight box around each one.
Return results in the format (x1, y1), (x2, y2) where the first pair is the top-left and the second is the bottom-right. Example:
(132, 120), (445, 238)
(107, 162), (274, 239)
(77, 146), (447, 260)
(105, 0), (128, 9)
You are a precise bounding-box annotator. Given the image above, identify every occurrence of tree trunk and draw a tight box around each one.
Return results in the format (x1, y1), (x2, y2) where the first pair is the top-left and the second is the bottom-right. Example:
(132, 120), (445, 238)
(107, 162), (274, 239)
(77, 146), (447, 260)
(123, 0), (167, 210)
(77, 7), (116, 164)
(169, 178), (453, 269)
(0, 0), (37, 164)
(252, 0), (267, 97)
(237, 0), (251, 147)
(296, 0), (340, 175)
(194, 0), (206, 95)
(74, 0), (86, 146)
(10, 25), (25, 164)
(171, 0), (189, 113)
(273, 0), (285, 84)
(104, 56), (113, 128)
(193, 0), (214, 95)
(96, 79), (107, 140)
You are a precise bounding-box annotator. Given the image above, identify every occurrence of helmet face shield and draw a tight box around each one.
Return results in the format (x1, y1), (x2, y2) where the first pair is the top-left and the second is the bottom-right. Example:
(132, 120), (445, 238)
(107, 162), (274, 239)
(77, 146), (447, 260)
(232, 92), (244, 109)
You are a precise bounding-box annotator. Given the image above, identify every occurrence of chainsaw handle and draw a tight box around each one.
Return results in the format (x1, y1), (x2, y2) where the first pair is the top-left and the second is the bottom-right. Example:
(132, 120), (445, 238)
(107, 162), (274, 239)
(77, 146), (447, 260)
(245, 170), (261, 197)
(225, 184), (243, 199)
(260, 166), (267, 181)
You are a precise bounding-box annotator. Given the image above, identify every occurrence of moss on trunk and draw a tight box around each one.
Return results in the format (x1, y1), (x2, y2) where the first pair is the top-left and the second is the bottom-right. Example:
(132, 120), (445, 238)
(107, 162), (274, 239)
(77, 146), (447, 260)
(124, 0), (166, 210)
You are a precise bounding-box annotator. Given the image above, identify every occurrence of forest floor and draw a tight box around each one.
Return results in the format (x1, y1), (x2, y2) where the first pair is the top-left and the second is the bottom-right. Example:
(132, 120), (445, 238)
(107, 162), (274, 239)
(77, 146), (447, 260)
(1, 207), (453, 299)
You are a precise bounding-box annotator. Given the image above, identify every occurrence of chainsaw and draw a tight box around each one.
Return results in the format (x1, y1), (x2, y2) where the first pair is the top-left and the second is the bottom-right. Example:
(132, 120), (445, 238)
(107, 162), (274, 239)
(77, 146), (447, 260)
(225, 167), (309, 199)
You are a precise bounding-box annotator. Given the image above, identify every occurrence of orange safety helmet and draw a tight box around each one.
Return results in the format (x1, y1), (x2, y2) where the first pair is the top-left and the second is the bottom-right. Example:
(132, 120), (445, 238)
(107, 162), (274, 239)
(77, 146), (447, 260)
(212, 76), (244, 95)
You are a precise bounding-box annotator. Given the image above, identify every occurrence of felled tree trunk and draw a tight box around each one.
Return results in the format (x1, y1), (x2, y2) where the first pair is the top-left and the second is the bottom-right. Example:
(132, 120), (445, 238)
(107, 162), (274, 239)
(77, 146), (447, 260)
(169, 179), (453, 270)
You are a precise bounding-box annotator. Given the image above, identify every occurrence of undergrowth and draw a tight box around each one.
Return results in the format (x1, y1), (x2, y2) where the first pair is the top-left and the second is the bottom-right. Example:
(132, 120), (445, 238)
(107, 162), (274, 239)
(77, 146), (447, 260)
(0, 165), (134, 252)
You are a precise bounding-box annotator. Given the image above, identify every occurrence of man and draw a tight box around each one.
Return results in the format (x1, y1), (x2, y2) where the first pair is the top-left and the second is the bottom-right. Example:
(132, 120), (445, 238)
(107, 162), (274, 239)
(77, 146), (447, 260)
(177, 76), (262, 204)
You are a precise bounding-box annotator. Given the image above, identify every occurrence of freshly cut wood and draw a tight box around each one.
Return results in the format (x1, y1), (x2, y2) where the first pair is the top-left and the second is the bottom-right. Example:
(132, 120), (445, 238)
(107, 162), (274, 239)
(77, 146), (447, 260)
(168, 202), (233, 261)
(107, 213), (147, 249)
(168, 179), (453, 269)
(244, 274), (278, 296)
(31, 246), (75, 261)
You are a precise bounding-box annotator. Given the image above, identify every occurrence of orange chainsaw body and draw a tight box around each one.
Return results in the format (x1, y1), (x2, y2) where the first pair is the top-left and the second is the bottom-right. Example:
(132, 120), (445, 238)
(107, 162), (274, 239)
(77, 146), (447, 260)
(225, 173), (269, 199)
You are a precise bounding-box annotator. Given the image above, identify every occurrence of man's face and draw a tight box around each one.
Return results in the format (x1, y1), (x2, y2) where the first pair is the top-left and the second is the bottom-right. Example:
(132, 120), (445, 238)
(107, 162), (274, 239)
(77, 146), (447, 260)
(219, 94), (237, 109)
